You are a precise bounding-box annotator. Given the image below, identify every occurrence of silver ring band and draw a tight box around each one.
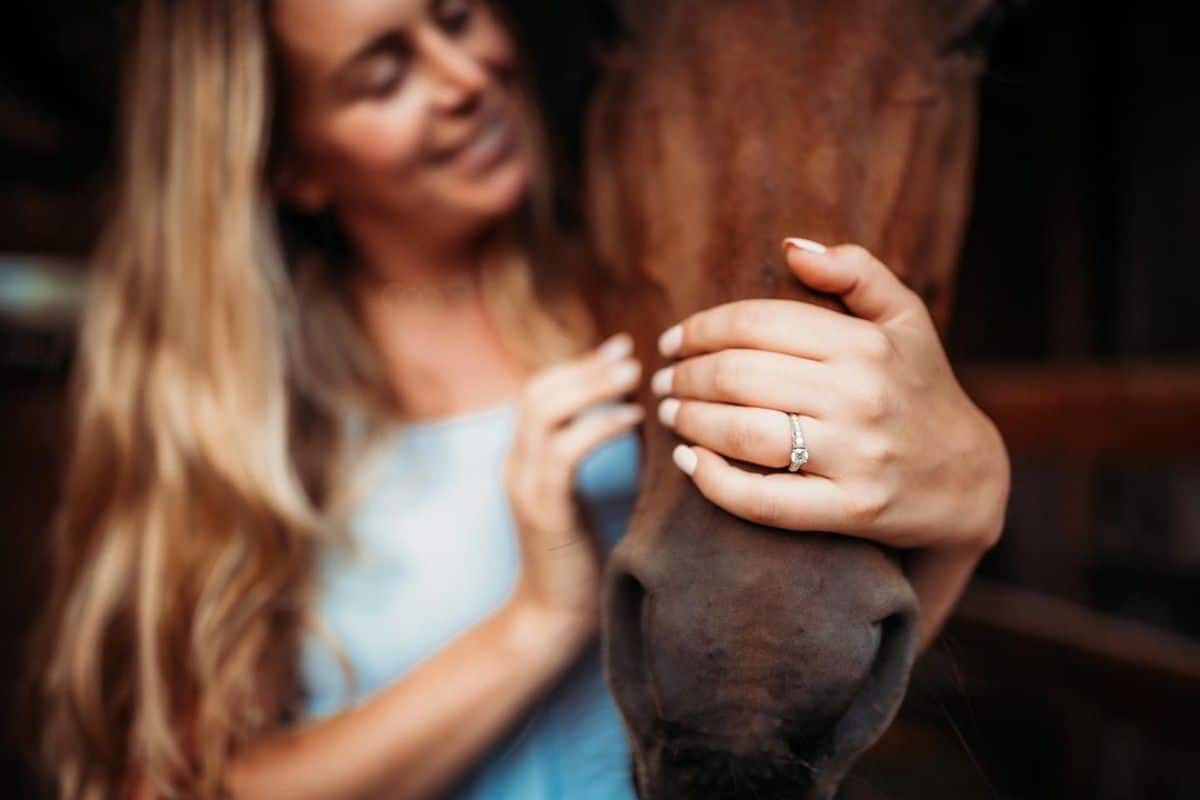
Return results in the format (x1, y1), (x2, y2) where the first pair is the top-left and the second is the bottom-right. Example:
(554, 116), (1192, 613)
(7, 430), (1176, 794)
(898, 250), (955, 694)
(787, 413), (809, 472)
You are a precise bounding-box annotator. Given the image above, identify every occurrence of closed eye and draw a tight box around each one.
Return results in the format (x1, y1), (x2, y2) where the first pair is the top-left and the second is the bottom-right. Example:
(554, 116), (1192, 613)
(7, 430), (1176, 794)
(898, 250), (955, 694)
(355, 48), (410, 99)
(435, 0), (477, 36)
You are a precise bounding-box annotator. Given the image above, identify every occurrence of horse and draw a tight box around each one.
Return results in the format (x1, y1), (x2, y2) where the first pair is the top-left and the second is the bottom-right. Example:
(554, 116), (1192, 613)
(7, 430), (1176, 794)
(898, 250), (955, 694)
(580, 1), (998, 796)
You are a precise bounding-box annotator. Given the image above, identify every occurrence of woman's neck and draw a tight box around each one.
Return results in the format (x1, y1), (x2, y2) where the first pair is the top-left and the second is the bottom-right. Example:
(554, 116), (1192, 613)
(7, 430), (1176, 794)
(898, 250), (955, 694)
(349, 226), (530, 424)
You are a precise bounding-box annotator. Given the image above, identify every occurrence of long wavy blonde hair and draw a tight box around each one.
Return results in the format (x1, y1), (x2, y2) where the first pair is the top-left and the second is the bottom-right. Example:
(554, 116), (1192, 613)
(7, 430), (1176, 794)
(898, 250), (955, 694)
(32, 1), (594, 797)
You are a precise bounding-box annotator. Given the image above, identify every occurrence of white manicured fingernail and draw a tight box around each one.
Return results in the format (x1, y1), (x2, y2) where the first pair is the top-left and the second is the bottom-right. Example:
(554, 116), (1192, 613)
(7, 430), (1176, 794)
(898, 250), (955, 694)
(784, 237), (827, 254)
(651, 366), (674, 396)
(610, 360), (641, 384)
(658, 325), (683, 357)
(598, 333), (633, 362)
(658, 397), (680, 427)
(673, 444), (698, 476)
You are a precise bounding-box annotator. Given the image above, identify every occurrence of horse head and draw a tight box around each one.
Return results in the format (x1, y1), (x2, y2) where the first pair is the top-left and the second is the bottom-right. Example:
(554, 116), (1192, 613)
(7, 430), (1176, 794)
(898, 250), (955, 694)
(583, 1), (993, 796)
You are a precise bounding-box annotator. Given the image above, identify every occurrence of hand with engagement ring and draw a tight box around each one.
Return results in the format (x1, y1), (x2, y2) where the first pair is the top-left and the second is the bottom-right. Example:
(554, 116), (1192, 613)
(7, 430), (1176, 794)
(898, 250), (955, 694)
(652, 238), (1010, 557)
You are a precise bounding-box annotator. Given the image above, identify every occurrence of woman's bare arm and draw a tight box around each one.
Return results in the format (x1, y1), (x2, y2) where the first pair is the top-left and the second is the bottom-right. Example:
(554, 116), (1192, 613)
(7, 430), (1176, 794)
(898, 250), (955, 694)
(221, 600), (586, 800)
(219, 336), (643, 800)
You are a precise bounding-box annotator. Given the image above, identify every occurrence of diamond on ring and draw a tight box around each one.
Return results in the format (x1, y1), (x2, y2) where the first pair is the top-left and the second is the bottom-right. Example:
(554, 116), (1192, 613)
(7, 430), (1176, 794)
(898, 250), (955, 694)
(787, 413), (809, 472)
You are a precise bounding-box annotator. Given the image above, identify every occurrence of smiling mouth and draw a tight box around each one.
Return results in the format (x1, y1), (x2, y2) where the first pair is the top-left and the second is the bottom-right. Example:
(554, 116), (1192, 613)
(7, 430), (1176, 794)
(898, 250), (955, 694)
(430, 105), (519, 174)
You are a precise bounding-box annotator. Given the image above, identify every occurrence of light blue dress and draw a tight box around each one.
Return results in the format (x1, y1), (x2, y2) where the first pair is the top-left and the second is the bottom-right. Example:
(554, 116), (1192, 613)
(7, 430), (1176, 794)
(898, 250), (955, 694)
(299, 400), (640, 799)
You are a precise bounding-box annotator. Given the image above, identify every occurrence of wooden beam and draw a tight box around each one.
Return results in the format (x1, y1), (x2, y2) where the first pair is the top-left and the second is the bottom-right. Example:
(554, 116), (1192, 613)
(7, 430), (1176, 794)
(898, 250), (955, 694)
(958, 363), (1200, 459)
(943, 579), (1200, 736)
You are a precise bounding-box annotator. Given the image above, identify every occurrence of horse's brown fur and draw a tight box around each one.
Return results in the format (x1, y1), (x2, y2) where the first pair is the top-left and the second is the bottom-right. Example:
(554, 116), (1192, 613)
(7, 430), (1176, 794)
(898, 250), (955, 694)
(584, 1), (986, 796)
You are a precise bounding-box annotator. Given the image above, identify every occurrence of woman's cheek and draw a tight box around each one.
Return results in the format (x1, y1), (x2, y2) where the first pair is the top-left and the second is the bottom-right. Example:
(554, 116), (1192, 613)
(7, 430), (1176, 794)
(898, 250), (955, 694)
(331, 98), (428, 176)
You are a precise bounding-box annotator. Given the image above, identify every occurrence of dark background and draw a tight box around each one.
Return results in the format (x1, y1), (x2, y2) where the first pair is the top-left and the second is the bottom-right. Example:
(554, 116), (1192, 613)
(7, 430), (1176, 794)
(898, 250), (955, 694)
(3, 1), (1198, 798)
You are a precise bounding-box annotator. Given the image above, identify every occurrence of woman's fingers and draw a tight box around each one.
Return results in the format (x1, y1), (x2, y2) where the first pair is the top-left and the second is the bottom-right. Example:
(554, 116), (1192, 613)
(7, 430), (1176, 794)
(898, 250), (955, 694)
(651, 349), (833, 417)
(659, 400), (836, 477)
(655, 241), (921, 361)
(782, 239), (921, 325)
(671, 445), (851, 533)
(510, 332), (645, 500)
(521, 333), (642, 433)
(547, 404), (644, 486)
(658, 298), (875, 361)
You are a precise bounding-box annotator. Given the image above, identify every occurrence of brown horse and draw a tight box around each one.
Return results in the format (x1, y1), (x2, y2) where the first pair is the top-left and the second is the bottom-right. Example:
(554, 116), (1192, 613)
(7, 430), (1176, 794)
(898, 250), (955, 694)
(582, 0), (998, 797)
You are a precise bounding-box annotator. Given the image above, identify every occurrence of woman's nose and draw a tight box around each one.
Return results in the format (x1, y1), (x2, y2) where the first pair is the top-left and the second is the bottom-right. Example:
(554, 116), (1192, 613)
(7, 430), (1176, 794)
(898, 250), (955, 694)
(417, 30), (490, 111)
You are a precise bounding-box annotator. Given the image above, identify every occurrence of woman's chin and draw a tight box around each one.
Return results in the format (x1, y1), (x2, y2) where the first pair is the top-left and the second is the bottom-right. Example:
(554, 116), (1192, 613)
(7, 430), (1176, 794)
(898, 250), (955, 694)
(456, 157), (533, 225)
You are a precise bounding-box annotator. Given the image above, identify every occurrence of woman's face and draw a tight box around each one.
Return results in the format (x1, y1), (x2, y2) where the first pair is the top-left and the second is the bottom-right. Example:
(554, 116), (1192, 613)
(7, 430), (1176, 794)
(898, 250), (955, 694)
(270, 0), (533, 242)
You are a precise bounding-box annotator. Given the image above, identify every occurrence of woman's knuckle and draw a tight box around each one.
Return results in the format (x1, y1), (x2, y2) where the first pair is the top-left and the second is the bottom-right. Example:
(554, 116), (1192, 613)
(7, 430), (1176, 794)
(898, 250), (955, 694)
(855, 377), (890, 421)
(858, 327), (893, 363)
(712, 353), (745, 397)
(726, 418), (762, 455)
(678, 313), (703, 346)
(861, 435), (898, 468)
(729, 303), (767, 338)
(841, 243), (873, 267)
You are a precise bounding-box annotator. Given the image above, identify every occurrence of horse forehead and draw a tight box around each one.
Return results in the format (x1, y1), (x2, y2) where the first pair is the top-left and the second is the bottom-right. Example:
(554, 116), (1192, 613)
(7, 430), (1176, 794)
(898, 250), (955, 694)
(588, 0), (972, 308)
(624, 0), (942, 146)
(620, 0), (939, 55)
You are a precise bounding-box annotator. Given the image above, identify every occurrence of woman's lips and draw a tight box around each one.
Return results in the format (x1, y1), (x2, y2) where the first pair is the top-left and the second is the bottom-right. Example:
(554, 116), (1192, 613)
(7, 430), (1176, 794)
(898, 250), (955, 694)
(431, 108), (518, 175)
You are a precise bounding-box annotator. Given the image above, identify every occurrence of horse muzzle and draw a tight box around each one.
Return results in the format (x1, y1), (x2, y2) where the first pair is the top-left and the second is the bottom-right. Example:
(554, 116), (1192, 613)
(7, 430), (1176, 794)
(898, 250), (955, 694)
(603, 485), (919, 799)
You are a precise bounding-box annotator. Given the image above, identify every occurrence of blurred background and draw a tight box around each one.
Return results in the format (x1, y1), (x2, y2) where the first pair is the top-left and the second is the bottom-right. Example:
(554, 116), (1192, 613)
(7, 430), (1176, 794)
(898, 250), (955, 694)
(2, 1), (1197, 798)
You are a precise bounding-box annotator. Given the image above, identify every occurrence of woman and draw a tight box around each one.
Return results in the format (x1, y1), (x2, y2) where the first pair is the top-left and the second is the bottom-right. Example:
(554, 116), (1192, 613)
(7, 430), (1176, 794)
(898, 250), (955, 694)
(34, 0), (1010, 798)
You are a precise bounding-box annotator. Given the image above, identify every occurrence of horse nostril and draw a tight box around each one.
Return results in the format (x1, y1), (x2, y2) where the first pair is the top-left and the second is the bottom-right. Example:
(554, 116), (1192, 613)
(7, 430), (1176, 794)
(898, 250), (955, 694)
(803, 609), (918, 795)
(778, 613), (904, 766)
(604, 569), (656, 740)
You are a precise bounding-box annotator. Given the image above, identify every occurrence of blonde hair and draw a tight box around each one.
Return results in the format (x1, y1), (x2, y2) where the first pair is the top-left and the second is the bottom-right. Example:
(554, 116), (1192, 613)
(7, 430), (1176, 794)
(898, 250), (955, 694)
(32, 1), (593, 797)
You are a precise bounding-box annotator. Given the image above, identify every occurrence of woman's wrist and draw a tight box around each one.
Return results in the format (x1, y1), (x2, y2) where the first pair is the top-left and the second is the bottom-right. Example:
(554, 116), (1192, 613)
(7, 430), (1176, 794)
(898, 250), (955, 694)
(500, 592), (596, 673)
(959, 409), (1011, 553)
